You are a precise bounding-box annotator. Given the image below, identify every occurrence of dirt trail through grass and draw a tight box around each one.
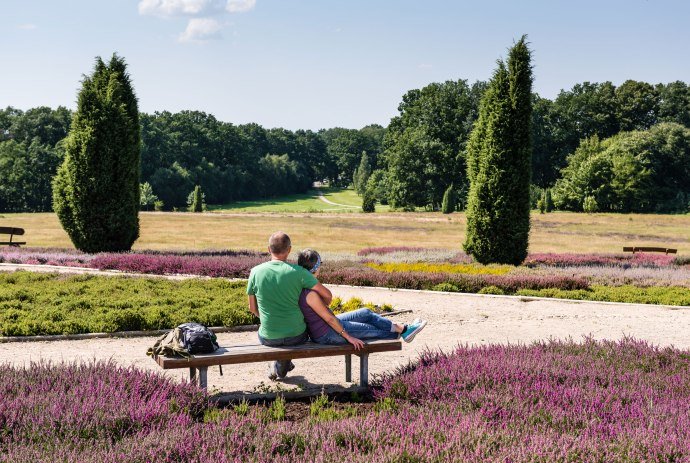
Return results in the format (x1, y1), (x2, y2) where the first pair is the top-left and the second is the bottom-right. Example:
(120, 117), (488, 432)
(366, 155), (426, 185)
(316, 190), (359, 208)
(1, 268), (688, 394)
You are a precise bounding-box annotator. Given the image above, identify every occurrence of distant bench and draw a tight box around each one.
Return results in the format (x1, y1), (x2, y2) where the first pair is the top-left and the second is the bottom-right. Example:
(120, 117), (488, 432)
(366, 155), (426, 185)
(623, 246), (677, 254)
(153, 340), (402, 389)
(0, 227), (26, 247)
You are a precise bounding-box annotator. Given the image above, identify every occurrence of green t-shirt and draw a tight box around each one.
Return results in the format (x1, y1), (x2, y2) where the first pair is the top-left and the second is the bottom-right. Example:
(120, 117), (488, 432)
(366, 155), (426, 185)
(246, 260), (319, 339)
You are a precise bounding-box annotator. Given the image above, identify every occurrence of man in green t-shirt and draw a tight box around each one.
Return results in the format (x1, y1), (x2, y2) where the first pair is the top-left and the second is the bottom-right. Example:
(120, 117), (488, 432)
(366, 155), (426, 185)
(247, 231), (332, 380)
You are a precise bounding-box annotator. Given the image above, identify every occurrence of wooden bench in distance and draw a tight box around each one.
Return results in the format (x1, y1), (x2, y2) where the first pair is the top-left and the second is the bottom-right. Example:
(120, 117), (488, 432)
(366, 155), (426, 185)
(623, 246), (677, 254)
(153, 340), (402, 389)
(0, 227), (26, 247)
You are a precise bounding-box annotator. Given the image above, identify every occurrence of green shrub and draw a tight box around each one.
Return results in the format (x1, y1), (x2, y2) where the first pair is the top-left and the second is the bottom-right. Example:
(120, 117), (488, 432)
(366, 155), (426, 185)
(516, 285), (690, 306)
(53, 54), (140, 252)
(0, 272), (254, 336)
(441, 184), (456, 214)
(478, 285), (506, 295)
(464, 37), (532, 265)
(583, 195), (599, 213)
(362, 187), (376, 213)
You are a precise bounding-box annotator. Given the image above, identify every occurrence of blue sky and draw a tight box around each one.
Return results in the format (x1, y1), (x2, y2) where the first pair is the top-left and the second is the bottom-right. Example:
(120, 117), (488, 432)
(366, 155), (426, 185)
(2, 0), (689, 130)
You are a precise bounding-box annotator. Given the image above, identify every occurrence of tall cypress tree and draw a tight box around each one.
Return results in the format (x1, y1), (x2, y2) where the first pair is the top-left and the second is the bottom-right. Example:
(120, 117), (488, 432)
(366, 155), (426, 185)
(53, 54), (140, 252)
(464, 36), (533, 265)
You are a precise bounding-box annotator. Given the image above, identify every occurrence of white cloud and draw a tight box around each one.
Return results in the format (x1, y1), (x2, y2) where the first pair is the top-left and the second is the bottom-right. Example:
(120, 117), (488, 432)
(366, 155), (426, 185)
(226, 0), (256, 13)
(139, 0), (255, 43)
(418, 63), (433, 69)
(17, 24), (37, 30)
(138, 0), (224, 17)
(178, 17), (223, 42)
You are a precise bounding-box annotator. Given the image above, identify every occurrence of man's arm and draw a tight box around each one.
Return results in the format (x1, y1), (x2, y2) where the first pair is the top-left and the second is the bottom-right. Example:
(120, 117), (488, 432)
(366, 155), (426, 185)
(310, 282), (332, 306)
(306, 291), (363, 350)
(248, 295), (259, 317)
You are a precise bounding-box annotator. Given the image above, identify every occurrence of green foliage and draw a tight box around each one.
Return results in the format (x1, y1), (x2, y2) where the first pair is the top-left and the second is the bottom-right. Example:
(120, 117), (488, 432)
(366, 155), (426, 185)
(320, 125), (384, 186)
(361, 186), (376, 213)
(309, 393), (358, 422)
(384, 80), (482, 210)
(353, 151), (372, 195)
(52, 55), (140, 252)
(187, 185), (205, 212)
(0, 272), (255, 336)
(139, 182), (158, 211)
(266, 395), (286, 421)
(365, 169), (389, 205)
(552, 123), (690, 212)
(537, 199), (546, 214)
(544, 188), (554, 212)
(441, 184), (456, 214)
(464, 36), (533, 265)
(517, 285), (690, 306)
(583, 195), (599, 213)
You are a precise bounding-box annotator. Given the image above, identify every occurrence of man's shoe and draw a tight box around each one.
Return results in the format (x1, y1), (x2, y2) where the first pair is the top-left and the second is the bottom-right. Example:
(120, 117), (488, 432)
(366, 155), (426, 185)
(401, 320), (427, 343)
(267, 362), (279, 381)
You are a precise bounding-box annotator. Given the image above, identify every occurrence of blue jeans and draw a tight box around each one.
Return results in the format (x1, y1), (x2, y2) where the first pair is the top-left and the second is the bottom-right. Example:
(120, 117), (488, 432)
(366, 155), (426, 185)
(313, 309), (400, 345)
(258, 330), (308, 378)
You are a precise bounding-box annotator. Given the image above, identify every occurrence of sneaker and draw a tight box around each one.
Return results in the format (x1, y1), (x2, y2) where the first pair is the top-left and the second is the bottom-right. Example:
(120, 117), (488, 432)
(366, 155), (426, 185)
(267, 362), (279, 381)
(401, 320), (427, 343)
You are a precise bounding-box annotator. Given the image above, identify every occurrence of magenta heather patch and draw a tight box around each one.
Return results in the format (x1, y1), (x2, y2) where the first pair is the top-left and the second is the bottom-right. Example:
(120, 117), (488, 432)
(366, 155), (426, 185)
(2, 340), (690, 461)
(0, 360), (207, 446)
(90, 252), (267, 278)
(525, 252), (676, 268)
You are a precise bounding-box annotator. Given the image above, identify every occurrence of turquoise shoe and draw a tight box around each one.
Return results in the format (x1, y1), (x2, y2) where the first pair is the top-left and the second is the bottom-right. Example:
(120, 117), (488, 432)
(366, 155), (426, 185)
(401, 320), (427, 343)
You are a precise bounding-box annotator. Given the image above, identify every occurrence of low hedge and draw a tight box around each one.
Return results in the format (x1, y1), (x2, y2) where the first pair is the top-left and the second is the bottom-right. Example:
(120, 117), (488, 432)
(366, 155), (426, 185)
(0, 272), (391, 337)
(0, 272), (256, 336)
(515, 285), (690, 306)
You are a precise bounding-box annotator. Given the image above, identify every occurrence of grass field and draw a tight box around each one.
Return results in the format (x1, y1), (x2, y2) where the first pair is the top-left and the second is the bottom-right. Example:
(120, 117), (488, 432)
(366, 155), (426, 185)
(2, 210), (689, 254)
(208, 187), (389, 213)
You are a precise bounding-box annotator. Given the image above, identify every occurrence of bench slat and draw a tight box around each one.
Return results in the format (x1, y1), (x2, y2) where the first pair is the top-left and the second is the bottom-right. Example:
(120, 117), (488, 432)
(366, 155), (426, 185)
(154, 340), (402, 369)
(0, 227), (24, 235)
(623, 246), (677, 254)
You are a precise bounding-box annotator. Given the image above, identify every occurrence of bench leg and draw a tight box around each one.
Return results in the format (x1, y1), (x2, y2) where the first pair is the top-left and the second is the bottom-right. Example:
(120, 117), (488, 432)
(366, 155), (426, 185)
(359, 354), (369, 387)
(345, 354), (352, 382)
(198, 367), (208, 389)
(189, 367), (208, 389)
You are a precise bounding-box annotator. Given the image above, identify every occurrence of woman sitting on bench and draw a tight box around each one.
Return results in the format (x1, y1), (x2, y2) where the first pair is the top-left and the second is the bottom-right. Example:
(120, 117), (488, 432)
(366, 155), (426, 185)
(297, 249), (427, 349)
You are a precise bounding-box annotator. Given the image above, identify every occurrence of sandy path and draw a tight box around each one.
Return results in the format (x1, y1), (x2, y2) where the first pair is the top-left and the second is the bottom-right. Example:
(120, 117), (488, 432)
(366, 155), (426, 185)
(2, 284), (689, 395)
(316, 191), (359, 208)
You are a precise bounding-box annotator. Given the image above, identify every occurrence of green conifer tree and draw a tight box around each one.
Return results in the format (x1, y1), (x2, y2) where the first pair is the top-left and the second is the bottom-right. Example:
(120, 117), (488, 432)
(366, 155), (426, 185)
(544, 188), (554, 212)
(53, 54), (140, 252)
(362, 186), (376, 213)
(353, 151), (372, 195)
(464, 36), (533, 265)
(188, 185), (205, 212)
(441, 184), (456, 214)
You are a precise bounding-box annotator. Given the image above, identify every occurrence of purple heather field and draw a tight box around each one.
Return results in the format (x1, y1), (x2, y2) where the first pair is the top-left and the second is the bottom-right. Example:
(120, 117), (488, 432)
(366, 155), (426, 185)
(2, 246), (689, 291)
(1, 339), (688, 462)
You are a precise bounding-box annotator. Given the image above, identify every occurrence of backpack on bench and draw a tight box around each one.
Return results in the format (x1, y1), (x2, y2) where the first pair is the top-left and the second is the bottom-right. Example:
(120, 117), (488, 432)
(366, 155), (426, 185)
(147, 322), (219, 358)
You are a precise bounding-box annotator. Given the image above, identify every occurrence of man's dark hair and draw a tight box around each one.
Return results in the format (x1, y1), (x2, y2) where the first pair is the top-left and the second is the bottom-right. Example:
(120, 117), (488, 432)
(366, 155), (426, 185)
(297, 249), (320, 271)
(268, 231), (291, 255)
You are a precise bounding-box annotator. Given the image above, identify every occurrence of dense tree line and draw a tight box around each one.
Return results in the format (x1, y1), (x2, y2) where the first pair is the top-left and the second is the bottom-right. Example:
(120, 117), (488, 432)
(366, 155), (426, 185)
(380, 79), (690, 211)
(1, 79), (689, 213)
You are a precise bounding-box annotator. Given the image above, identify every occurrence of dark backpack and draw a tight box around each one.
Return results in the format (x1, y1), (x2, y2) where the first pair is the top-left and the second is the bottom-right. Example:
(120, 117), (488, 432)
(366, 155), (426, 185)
(178, 322), (219, 354)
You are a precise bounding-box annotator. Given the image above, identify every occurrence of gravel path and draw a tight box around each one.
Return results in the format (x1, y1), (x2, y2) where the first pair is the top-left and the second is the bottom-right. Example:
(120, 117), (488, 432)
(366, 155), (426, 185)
(2, 282), (689, 395)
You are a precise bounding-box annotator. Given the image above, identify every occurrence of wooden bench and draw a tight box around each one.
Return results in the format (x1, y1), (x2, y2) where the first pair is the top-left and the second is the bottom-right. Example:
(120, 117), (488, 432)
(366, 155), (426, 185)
(153, 340), (402, 389)
(623, 246), (677, 254)
(0, 227), (26, 247)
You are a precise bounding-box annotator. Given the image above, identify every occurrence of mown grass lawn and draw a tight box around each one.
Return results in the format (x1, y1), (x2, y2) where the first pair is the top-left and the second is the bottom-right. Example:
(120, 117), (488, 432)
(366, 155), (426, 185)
(208, 187), (383, 213)
(3, 210), (689, 254)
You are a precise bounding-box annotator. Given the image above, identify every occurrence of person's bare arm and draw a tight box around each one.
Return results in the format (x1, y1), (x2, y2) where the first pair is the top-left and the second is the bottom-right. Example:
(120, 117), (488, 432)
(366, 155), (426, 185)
(248, 295), (259, 317)
(306, 291), (363, 350)
(310, 282), (332, 306)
